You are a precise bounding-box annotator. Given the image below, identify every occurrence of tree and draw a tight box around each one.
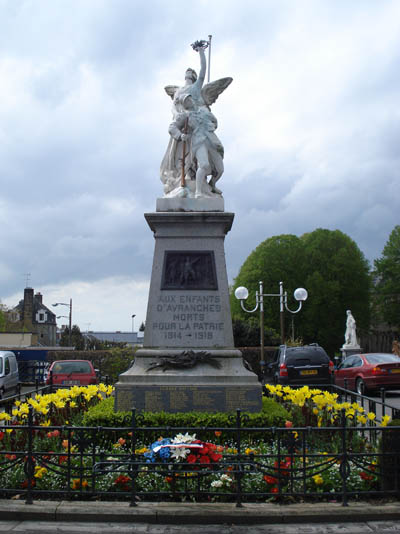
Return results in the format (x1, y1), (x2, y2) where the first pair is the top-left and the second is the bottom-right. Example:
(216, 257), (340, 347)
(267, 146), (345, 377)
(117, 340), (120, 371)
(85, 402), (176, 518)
(60, 325), (85, 350)
(230, 234), (307, 336)
(231, 229), (371, 356)
(139, 322), (145, 332)
(373, 225), (400, 329)
(300, 229), (370, 356)
(0, 306), (6, 332)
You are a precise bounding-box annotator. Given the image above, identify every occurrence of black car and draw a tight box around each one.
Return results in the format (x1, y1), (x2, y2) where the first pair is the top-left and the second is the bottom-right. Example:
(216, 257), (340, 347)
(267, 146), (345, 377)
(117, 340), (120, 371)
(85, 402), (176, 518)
(268, 344), (334, 386)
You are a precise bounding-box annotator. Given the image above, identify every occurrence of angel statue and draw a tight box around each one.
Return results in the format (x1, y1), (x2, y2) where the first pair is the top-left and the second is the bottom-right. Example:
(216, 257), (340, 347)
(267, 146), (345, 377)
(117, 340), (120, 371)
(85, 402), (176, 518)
(160, 39), (232, 199)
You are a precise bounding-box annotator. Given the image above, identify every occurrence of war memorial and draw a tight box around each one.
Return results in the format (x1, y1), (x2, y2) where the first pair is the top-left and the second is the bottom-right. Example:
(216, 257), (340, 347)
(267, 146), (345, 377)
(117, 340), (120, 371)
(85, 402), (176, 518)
(115, 39), (262, 412)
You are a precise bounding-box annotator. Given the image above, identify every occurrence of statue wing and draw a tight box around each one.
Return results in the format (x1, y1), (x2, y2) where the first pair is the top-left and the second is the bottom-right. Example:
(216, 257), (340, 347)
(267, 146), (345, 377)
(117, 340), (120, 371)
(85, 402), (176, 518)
(201, 77), (233, 106)
(164, 85), (179, 100)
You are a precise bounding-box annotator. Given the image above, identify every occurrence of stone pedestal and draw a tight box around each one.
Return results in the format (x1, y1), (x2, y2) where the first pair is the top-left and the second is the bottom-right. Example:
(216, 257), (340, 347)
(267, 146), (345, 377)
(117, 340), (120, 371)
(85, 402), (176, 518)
(114, 204), (262, 413)
(340, 347), (363, 361)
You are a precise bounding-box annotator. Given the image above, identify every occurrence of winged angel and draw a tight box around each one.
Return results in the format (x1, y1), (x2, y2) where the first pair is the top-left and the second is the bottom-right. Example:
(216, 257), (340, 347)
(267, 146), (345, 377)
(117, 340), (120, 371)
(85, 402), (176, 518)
(160, 40), (232, 199)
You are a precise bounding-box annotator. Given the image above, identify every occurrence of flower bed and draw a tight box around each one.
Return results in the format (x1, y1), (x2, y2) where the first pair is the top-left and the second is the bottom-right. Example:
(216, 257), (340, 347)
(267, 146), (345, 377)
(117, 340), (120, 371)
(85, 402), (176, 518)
(0, 384), (397, 503)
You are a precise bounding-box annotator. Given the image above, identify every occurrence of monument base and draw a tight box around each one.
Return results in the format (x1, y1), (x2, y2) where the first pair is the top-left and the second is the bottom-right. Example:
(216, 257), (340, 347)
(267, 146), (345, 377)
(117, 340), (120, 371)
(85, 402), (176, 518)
(114, 349), (262, 413)
(340, 347), (363, 361)
(156, 196), (224, 212)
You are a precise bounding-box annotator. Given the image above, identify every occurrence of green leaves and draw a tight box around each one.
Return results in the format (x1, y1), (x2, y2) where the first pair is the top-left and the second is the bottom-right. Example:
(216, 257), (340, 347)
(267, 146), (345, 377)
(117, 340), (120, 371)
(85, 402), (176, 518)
(231, 229), (371, 356)
(373, 225), (400, 328)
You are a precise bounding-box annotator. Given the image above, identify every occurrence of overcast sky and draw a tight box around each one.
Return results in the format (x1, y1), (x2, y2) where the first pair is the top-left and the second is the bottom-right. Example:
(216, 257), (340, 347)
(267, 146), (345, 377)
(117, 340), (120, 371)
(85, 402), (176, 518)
(1, 0), (399, 333)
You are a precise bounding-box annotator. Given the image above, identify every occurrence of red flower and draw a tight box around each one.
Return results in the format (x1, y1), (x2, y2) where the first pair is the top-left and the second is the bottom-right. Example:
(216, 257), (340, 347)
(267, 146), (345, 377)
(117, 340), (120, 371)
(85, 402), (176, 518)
(285, 421), (293, 428)
(360, 471), (373, 481)
(271, 486), (279, 494)
(210, 453), (222, 462)
(187, 454), (198, 464)
(114, 474), (131, 491)
(0, 432), (4, 441)
(263, 475), (278, 485)
(5, 454), (16, 460)
(165, 476), (173, 484)
(199, 455), (210, 464)
(21, 479), (35, 489)
(59, 455), (67, 465)
(214, 431), (222, 437)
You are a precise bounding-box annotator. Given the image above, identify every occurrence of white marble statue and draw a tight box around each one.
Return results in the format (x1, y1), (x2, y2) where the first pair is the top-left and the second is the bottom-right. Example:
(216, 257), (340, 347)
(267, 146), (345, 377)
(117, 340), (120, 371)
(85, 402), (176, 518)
(343, 309), (360, 348)
(160, 40), (232, 199)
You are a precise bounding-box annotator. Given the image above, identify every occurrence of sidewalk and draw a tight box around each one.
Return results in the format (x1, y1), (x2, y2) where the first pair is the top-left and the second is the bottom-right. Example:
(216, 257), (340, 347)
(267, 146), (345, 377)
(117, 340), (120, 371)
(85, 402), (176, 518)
(1, 499), (399, 525)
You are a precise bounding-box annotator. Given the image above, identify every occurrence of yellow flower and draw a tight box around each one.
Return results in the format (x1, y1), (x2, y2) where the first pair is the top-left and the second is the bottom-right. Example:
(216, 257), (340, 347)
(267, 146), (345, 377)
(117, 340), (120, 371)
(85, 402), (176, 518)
(135, 447), (148, 454)
(367, 412), (376, 421)
(312, 474), (324, 485)
(0, 413), (11, 421)
(357, 415), (367, 425)
(34, 466), (47, 479)
(40, 419), (51, 427)
(381, 415), (391, 427)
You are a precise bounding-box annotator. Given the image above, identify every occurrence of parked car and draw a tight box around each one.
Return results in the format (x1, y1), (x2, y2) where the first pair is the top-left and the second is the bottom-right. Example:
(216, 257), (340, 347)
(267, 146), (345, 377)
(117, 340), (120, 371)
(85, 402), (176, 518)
(334, 353), (400, 395)
(45, 360), (98, 387)
(0, 351), (19, 399)
(268, 344), (334, 386)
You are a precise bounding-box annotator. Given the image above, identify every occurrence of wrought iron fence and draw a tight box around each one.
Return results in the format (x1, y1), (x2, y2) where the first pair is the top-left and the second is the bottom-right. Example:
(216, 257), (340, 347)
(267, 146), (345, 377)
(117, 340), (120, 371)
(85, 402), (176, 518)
(0, 407), (399, 506)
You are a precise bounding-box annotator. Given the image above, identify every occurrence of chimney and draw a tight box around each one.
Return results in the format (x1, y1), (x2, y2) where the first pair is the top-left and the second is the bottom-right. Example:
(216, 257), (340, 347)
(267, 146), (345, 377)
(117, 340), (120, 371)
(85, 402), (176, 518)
(35, 292), (43, 304)
(23, 288), (34, 327)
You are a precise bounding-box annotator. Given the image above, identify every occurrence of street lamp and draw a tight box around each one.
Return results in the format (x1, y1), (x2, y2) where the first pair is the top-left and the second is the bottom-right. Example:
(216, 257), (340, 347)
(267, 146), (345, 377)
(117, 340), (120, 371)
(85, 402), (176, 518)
(52, 298), (72, 346)
(234, 281), (308, 371)
(131, 314), (136, 333)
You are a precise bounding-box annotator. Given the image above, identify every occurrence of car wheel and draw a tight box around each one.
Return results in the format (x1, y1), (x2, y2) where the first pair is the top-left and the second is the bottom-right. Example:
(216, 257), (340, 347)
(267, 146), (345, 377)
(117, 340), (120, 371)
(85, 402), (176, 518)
(356, 378), (366, 396)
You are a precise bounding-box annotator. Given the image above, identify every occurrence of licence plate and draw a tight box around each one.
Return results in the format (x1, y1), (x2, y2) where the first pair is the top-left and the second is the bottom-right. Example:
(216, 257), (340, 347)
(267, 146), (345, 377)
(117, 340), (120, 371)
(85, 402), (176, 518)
(300, 370), (318, 376)
(390, 369), (400, 374)
(62, 380), (80, 385)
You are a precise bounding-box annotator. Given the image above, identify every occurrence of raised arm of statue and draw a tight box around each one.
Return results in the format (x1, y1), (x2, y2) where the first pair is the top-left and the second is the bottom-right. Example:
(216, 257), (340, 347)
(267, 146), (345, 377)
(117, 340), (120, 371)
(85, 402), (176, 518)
(197, 46), (206, 86)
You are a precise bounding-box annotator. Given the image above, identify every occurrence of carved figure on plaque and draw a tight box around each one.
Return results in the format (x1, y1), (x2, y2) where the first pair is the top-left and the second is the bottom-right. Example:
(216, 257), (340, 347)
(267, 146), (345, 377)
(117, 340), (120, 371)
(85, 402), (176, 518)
(161, 251), (218, 290)
(161, 39), (232, 199)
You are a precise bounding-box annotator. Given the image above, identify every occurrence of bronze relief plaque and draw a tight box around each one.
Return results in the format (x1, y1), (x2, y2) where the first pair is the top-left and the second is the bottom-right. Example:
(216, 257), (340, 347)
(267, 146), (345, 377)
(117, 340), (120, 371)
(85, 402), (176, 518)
(161, 251), (218, 290)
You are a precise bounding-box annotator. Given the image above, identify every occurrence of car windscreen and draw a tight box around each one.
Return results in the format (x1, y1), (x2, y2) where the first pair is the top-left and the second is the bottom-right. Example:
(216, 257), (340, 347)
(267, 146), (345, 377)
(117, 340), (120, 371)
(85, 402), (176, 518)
(285, 349), (329, 365)
(52, 362), (92, 374)
(365, 354), (400, 365)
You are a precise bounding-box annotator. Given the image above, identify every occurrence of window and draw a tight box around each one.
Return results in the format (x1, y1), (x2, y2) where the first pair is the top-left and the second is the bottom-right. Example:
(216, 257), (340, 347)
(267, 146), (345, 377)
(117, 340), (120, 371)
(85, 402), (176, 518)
(36, 311), (47, 323)
(4, 358), (10, 375)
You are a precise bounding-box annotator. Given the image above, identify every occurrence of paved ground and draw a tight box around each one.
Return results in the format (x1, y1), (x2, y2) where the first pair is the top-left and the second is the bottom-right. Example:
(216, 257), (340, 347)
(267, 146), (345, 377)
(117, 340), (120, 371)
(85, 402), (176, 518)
(0, 500), (400, 532)
(0, 519), (400, 533)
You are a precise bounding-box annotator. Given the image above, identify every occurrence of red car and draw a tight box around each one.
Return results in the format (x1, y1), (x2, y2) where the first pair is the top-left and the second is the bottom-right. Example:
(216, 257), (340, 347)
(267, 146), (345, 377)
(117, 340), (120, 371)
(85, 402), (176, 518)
(46, 360), (98, 387)
(334, 353), (400, 395)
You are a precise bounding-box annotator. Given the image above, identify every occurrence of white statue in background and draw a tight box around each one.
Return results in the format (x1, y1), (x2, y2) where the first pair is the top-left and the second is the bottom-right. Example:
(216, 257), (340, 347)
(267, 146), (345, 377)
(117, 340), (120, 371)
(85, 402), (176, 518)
(160, 39), (232, 199)
(343, 309), (360, 348)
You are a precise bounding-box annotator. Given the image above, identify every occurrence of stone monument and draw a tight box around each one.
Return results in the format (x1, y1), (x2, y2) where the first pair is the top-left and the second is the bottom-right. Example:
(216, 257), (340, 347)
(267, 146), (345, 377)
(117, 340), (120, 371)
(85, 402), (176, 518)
(340, 309), (362, 360)
(114, 39), (262, 413)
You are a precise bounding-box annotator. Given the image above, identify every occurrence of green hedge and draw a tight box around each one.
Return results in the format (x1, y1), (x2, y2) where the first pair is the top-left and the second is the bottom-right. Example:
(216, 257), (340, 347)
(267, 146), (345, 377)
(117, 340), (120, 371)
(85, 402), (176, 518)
(83, 395), (290, 433)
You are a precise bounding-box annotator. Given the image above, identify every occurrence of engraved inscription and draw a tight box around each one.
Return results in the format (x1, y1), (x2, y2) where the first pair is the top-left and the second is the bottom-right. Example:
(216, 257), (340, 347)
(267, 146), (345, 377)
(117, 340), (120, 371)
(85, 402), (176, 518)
(161, 251), (217, 290)
(153, 294), (224, 345)
(115, 386), (262, 413)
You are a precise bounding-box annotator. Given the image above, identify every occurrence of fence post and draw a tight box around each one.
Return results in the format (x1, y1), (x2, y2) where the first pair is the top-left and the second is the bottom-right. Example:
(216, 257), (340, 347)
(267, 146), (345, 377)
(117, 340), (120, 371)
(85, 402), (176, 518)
(235, 409), (243, 508)
(24, 406), (35, 505)
(130, 406), (137, 507)
(381, 389), (386, 419)
(339, 409), (349, 506)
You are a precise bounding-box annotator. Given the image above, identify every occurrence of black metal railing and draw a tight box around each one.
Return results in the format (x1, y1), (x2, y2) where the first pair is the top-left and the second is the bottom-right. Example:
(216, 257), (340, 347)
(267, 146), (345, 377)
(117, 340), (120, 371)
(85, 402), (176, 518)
(0, 407), (399, 506)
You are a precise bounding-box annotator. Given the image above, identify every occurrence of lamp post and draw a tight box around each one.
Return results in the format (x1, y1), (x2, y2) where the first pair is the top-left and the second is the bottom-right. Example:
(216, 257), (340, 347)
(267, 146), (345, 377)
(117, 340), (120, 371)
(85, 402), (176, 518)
(52, 298), (72, 346)
(234, 281), (308, 371)
(131, 314), (136, 333)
